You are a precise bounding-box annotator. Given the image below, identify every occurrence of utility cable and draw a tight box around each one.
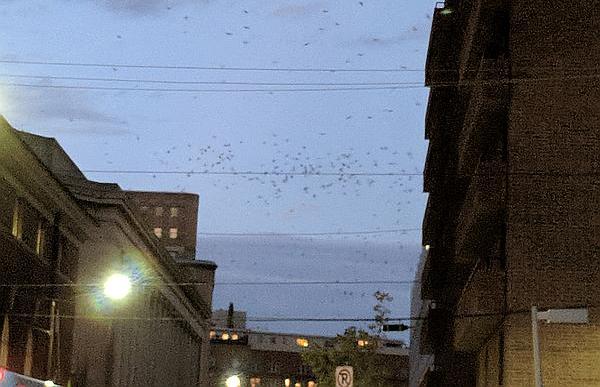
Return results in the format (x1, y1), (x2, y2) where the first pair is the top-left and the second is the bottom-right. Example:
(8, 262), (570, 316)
(79, 169), (600, 178)
(0, 81), (422, 93)
(0, 73), (423, 87)
(0, 279), (419, 288)
(0, 59), (423, 73)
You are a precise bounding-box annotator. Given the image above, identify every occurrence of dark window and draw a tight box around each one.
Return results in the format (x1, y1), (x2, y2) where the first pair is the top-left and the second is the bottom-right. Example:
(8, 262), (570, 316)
(0, 178), (16, 230)
(59, 237), (79, 281)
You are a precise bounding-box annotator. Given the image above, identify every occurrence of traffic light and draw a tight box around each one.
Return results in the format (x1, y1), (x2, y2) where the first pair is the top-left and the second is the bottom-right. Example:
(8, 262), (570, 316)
(382, 323), (409, 332)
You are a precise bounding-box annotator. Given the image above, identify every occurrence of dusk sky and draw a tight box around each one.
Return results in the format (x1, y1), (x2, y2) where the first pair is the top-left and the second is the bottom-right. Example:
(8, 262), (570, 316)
(0, 0), (435, 339)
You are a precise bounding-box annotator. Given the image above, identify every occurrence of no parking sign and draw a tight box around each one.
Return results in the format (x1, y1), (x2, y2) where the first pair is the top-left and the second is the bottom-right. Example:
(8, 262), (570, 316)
(335, 366), (353, 387)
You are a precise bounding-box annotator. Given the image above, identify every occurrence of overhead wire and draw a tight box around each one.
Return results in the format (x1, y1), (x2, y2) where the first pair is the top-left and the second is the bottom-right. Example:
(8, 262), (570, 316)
(79, 169), (600, 177)
(195, 228), (421, 236)
(0, 59), (424, 73)
(0, 279), (419, 288)
(0, 73), (423, 87)
(0, 81), (422, 93)
(5, 307), (544, 324)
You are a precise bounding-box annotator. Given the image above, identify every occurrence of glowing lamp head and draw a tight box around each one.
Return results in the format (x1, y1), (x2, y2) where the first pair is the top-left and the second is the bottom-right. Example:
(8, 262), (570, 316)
(225, 375), (241, 387)
(103, 273), (131, 300)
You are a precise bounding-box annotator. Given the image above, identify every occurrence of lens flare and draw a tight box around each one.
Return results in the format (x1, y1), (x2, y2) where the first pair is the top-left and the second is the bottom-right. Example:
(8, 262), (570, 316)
(103, 273), (131, 300)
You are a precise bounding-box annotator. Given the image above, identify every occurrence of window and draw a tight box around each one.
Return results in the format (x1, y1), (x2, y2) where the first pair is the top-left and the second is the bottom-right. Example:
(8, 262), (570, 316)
(357, 339), (369, 347)
(11, 201), (23, 240)
(296, 338), (309, 348)
(170, 207), (179, 217)
(35, 221), (45, 255)
(153, 227), (162, 238)
(154, 206), (163, 216)
(270, 337), (277, 344)
(169, 228), (178, 239)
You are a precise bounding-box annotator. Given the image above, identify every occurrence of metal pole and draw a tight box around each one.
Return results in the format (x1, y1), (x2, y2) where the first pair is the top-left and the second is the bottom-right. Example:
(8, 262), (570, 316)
(531, 306), (543, 387)
(47, 300), (56, 378)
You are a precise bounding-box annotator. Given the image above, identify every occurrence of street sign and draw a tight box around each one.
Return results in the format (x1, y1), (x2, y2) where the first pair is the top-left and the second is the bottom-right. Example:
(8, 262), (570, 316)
(335, 366), (353, 387)
(382, 323), (409, 332)
(536, 308), (589, 324)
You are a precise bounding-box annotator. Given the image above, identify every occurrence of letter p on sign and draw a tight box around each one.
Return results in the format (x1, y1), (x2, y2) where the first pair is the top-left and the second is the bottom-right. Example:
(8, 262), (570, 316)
(335, 366), (353, 387)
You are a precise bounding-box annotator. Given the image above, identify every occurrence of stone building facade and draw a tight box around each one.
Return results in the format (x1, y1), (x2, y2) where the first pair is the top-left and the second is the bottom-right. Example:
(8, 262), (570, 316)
(1, 116), (217, 386)
(0, 116), (95, 384)
(414, 1), (600, 386)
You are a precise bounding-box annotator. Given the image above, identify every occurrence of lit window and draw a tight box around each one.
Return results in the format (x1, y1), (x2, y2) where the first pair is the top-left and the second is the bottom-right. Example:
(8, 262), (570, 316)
(295, 383), (301, 387)
(169, 228), (178, 239)
(11, 201), (23, 240)
(296, 338), (309, 348)
(221, 332), (230, 340)
(357, 339), (369, 347)
(209, 331), (216, 339)
(153, 228), (163, 238)
(170, 207), (179, 217)
(231, 332), (239, 340)
(155, 206), (164, 216)
(308, 382), (316, 387)
(35, 222), (45, 255)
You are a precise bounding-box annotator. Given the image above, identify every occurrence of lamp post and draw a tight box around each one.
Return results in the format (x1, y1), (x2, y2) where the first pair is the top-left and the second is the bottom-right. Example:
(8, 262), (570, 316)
(103, 273), (132, 301)
(531, 306), (589, 387)
(225, 375), (241, 387)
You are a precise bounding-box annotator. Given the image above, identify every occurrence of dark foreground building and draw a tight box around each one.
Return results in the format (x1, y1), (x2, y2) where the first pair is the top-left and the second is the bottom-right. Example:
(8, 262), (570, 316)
(0, 116), (217, 386)
(412, 1), (600, 386)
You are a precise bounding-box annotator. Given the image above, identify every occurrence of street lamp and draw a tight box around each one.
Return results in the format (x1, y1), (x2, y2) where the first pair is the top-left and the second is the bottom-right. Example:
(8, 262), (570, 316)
(225, 375), (241, 387)
(103, 273), (131, 300)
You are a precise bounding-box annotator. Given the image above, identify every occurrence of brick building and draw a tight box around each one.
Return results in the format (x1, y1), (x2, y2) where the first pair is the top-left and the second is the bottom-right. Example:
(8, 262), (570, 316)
(209, 327), (409, 387)
(126, 190), (199, 260)
(1, 116), (218, 386)
(413, 1), (600, 386)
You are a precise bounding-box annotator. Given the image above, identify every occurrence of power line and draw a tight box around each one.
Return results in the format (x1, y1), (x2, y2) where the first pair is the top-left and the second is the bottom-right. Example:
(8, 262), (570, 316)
(4, 58), (600, 74)
(0, 81), (422, 93)
(0, 73), (423, 87)
(6, 308), (538, 323)
(80, 169), (600, 177)
(0, 59), (423, 73)
(0, 280), (419, 288)
(82, 169), (422, 176)
(197, 228), (421, 236)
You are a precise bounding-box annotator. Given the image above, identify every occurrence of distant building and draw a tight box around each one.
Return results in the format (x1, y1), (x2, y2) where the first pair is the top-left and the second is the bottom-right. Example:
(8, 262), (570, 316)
(126, 190), (199, 260)
(209, 326), (409, 387)
(212, 304), (247, 329)
(415, 1), (600, 386)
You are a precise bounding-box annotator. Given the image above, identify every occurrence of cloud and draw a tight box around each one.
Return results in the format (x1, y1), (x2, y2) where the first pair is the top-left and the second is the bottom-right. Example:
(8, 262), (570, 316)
(357, 26), (429, 47)
(93, 0), (202, 15)
(1, 79), (130, 136)
(272, 2), (325, 17)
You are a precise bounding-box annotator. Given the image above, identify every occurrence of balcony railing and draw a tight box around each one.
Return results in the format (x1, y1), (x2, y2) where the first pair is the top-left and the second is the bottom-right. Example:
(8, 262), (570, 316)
(458, 57), (509, 176)
(425, 4), (459, 87)
(454, 159), (506, 267)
